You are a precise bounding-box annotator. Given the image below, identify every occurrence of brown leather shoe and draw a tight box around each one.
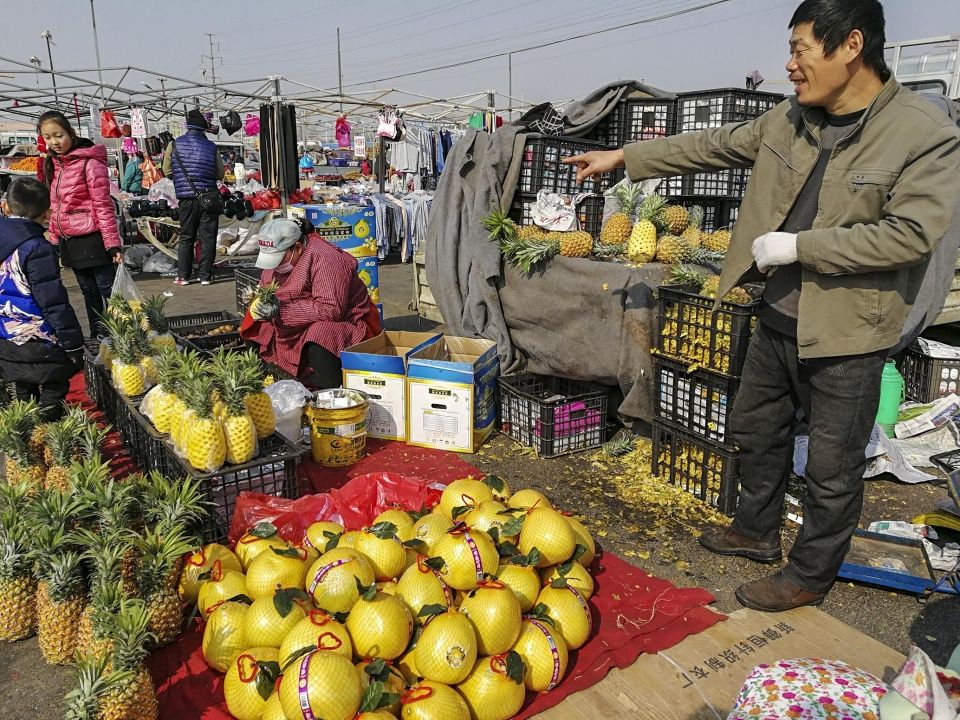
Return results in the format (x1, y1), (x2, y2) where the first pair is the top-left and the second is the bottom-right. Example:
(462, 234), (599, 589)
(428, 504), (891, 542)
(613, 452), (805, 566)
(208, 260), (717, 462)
(735, 571), (826, 612)
(698, 526), (782, 563)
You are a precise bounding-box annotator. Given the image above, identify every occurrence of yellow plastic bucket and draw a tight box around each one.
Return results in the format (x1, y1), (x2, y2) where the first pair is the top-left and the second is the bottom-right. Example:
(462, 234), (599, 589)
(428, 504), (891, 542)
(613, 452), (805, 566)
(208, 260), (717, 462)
(305, 389), (369, 467)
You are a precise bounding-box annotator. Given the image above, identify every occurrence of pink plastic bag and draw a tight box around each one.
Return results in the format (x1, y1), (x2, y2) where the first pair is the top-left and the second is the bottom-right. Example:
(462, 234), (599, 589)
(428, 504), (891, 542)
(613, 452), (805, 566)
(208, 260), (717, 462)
(330, 472), (443, 530)
(534, 401), (601, 438)
(335, 115), (352, 149)
(244, 113), (260, 137)
(228, 491), (341, 546)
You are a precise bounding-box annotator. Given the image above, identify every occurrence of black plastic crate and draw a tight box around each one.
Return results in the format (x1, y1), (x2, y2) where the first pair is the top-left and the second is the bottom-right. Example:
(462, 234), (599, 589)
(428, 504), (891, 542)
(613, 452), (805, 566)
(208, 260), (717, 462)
(179, 332), (249, 355)
(235, 267), (264, 314)
(166, 433), (302, 543)
(654, 357), (739, 447)
(898, 341), (960, 402)
(498, 372), (607, 457)
(586, 98), (678, 147)
(674, 197), (740, 232)
(652, 421), (740, 515)
(83, 340), (118, 424)
(680, 168), (751, 198)
(677, 88), (784, 133)
(657, 284), (759, 377)
(509, 192), (606, 240)
(656, 175), (684, 198)
(173, 319), (242, 348)
(167, 310), (238, 333)
(114, 392), (179, 476)
(517, 136), (617, 196)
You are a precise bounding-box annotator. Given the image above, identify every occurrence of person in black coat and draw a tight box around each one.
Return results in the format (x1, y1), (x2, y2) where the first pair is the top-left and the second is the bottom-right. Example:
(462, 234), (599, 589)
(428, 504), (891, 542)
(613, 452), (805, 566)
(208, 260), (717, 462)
(0, 177), (84, 421)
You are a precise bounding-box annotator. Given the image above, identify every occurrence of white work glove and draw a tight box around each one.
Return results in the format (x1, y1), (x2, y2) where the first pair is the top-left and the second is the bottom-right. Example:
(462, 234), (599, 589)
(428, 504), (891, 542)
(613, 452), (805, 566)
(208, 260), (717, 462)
(752, 232), (798, 273)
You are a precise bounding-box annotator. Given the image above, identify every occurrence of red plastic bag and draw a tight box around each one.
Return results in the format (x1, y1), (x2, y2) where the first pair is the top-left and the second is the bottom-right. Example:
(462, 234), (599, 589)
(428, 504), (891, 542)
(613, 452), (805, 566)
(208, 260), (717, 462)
(100, 110), (122, 138)
(228, 491), (341, 546)
(330, 473), (443, 531)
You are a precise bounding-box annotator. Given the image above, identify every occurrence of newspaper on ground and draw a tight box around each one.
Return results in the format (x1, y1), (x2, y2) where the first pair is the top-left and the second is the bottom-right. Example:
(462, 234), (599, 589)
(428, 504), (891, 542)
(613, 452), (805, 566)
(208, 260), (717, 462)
(895, 394), (960, 439)
(867, 520), (960, 572)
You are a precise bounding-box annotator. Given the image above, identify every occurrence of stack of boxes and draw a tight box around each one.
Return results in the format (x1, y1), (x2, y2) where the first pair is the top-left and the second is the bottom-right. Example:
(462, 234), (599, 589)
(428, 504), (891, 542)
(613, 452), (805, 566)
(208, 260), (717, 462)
(342, 332), (499, 453)
(586, 88), (784, 231)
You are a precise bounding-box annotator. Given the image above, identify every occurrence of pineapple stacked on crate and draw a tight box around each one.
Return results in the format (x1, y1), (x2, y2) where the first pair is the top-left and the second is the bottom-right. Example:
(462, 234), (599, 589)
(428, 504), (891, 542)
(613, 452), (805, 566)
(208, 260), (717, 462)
(0, 399), (213, 720)
(651, 215), (759, 515)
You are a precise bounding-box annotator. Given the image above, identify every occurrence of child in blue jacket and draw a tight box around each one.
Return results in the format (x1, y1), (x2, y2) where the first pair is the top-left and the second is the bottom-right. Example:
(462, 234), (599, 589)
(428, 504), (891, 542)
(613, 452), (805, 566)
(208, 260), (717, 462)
(0, 177), (84, 421)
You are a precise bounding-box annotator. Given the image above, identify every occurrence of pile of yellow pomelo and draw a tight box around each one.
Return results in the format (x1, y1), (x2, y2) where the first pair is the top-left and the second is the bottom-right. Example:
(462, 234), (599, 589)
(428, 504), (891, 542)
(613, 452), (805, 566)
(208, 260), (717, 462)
(180, 476), (598, 720)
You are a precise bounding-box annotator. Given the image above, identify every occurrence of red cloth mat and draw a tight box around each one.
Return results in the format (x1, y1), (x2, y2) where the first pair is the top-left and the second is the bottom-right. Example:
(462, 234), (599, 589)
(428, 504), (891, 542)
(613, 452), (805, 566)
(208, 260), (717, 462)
(147, 551), (722, 720)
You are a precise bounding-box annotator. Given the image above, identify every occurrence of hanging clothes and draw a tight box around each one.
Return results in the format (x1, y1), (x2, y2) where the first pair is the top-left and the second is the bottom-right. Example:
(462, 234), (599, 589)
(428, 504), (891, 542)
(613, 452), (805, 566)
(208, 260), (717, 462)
(335, 116), (352, 149)
(129, 108), (147, 138)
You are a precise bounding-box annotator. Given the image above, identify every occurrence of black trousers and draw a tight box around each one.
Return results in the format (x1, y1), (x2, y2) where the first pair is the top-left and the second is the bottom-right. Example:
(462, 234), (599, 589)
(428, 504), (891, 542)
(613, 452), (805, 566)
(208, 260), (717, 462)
(729, 321), (886, 593)
(177, 196), (220, 282)
(304, 343), (342, 390)
(14, 379), (71, 422)
(72, 263), (116, 339)
(0, 340), (78, 422)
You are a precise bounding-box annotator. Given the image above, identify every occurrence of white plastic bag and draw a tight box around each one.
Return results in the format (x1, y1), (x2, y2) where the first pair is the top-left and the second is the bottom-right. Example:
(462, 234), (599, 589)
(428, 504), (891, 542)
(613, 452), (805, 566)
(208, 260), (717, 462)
(532, 189), (595, 231)
(111, 264), (144, 305)
(264, 380), (310, 444)
(147, 178), (177, 208)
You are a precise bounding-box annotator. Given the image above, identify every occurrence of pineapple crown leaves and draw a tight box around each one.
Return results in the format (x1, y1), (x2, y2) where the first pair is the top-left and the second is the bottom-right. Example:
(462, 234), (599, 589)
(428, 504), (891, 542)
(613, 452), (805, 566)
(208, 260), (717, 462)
(219, 361), (261, 416)
(29, 487), (86, 531)
(88, 581), (125, 638)
(635, 192), (669, 226)
(610, 182), (643, 217)
(181, 374), (217, 419)
(481, 209), (519, 244)
(0, 512), (33, 580)
(359, 680), (401, 714)
(509, 237), (560, 275)
(76, 421), (109, 463)
(273, 587), (310, 618)
(140, 473), (211, 531)
(37, 550), (86, 602)
(153, 347), (182, 391)
(46, 418), (81, 466)
(685, 204), (705, 230)
(602, 431), (638, 458)
(667, 263), (709, 289)
(133, 525), (194, 600)
(0, 481), (33, 515)
(141, 295), (169, 334)
(64, 654), (134, 720)
(108, 325), (143, 365)
(0, 398), (42, 461)
(109, 596), (156, 672)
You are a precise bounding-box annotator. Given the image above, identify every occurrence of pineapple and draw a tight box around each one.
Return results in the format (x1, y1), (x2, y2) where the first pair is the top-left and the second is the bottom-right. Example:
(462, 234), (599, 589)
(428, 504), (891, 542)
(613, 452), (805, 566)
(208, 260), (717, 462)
(75, 419), (109, 466)
(75, 540), (125, 659)
(667, 264), (709, 289)
(110, 328), (146, 397)
(182, 375), (227, 473)
(680, 206), (705, 249)
(592, 242), (625, 258)
(0, 511), (36, 641)
(146, 348), (182, 435)
(627, 193), (666, 264)
(600, 183), (642, 246)
(131, 324), (159, 386)
(169, 350), (205, 453)
(516, 225), (548, 242)
(99, 597), (160, 720)
(508, 235), (560, 274)
(555, 230), (594, 258)
(64, 655), (134, 720)
(0, 399), (47, 487)
(136, 526), (193, 648)
(142, 295), (176, 354)
(249, 281), (280, 321)
(237, 351), (276, 440)
(34, 544), (86, 665)
(481, 209), (518, 245)
(139, 472), (209, 546)
(702, 228), (731, 253)
(659, 204), (689, 235)
(45, 417), (83, 492)
(105, 294), (137, 323)
(655, 235), (692, 264)
(699, 275), (753, 304)
(207, 347), (237, 422)
(220, 362), (260, 465)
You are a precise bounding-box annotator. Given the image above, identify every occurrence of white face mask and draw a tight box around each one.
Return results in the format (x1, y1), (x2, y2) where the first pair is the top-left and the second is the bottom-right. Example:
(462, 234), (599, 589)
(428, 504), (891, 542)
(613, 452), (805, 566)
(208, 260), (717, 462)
(275, 260), (294, 275)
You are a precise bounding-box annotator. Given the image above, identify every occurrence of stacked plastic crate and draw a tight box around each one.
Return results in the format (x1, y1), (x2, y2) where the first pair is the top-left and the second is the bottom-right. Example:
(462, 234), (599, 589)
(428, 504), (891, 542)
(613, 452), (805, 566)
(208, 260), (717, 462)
(651, 284), (761, 515)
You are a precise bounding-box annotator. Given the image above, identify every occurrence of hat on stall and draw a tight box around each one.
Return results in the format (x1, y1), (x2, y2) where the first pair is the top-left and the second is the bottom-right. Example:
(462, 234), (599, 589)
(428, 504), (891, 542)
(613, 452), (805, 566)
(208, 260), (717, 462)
(185, 109), (210, 131)
(254, 219), (303, 270)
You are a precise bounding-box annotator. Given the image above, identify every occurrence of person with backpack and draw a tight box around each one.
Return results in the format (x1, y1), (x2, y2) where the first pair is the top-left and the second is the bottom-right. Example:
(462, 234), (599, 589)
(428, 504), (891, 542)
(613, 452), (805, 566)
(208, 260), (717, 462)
(37, 110), (123, 340)
(0, 178), (84, 421)
(162, 109), (225, 286)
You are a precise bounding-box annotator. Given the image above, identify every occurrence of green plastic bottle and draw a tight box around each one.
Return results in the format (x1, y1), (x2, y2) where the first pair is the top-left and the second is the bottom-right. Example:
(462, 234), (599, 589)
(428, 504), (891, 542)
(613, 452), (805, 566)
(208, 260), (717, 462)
(876, 360), (905, 438)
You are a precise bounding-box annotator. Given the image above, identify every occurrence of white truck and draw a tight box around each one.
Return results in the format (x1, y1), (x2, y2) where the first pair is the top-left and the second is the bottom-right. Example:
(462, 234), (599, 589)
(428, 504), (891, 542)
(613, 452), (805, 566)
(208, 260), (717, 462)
(885, 35), (960, 98)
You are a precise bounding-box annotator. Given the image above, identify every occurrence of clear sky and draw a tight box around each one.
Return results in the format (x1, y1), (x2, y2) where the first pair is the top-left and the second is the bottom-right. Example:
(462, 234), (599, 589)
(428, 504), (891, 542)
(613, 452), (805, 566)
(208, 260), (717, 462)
(2, 0), (959, 118)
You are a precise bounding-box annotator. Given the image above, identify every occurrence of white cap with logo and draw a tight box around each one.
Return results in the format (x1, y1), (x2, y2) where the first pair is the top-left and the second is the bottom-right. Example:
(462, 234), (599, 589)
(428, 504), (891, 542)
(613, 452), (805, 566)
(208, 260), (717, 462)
(254, 219), (303, 270)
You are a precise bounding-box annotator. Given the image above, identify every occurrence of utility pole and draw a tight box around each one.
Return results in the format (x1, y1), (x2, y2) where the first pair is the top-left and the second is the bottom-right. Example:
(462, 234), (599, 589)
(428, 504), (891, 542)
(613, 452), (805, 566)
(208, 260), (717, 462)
(88, 1), (104, 101)
(40, 31), (59, 108)
(203, 33), (222, 107)
(508, 53), (513, 121)
(337, 27), (343, 114)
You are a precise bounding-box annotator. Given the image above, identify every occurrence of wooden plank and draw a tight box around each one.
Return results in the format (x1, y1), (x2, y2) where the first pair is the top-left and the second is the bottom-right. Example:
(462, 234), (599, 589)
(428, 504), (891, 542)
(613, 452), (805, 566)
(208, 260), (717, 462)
(531, 606), (904, 720)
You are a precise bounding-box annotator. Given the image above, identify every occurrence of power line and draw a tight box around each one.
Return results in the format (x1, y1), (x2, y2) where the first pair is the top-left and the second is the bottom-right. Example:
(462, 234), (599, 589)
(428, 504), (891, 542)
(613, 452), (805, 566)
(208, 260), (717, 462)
(345, 0), (737, 88)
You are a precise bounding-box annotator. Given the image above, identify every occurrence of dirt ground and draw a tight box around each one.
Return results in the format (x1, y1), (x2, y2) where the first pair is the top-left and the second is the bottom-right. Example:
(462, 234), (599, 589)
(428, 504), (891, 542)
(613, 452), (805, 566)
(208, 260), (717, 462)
(1, 254), (957, 718)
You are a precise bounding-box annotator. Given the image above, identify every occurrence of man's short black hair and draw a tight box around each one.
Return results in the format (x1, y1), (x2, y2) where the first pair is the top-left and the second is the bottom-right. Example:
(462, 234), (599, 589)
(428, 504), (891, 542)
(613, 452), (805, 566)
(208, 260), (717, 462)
(790, 0), (890, 81)
(5, 177), (50, 220)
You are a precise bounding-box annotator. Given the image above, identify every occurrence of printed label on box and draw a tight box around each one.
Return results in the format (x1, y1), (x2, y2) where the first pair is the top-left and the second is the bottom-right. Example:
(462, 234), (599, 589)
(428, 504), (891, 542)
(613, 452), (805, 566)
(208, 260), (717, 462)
(305, 206), (377, 257)
(408, 380), (473, 452)
(343, 371), (406, 440)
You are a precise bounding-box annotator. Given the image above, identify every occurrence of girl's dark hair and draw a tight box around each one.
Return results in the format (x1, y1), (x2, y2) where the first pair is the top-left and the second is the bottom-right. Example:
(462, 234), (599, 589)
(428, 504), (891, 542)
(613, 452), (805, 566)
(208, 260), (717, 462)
(790, 0), (890, 81)
(36, 110), (94, 185)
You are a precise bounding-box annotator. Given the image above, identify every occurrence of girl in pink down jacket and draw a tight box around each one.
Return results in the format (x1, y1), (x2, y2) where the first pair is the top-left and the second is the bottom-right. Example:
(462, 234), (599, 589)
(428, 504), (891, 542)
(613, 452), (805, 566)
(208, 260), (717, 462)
(38, 111), (123, 340)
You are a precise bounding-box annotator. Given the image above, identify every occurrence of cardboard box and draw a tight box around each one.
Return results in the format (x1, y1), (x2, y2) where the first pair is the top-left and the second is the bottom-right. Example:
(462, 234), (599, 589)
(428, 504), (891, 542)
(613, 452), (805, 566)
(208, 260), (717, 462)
(303, 204), (377, 257)
(341, 332), (442, 441)
(406, 337), (500, 453)
(357, 256), (380, 304)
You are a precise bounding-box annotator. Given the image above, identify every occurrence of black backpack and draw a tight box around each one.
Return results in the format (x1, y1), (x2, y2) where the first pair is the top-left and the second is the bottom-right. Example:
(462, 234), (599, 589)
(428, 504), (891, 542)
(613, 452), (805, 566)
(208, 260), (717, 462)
(220, 111), (242, 136)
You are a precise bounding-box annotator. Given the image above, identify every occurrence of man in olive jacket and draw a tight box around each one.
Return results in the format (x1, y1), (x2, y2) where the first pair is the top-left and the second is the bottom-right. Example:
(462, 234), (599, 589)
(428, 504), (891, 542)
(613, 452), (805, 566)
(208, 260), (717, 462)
(567, 0), (960, 611)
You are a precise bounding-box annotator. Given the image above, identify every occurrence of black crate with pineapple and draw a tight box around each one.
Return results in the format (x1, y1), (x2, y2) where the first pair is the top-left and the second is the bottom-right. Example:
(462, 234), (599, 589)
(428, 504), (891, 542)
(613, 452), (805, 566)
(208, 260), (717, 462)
(498, 372), (608, 457)
(652, 420), (740, 515)
(656, 283), (759, 378)
(898, 338), (960, 403)
(517, 136), (618, 196)
(654, 356), (740, 447)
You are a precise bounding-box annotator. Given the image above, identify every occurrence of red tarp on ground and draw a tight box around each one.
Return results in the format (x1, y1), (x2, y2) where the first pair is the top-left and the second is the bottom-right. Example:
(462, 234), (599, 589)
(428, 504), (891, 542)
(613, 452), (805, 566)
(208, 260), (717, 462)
(67, 374), (723, 719)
